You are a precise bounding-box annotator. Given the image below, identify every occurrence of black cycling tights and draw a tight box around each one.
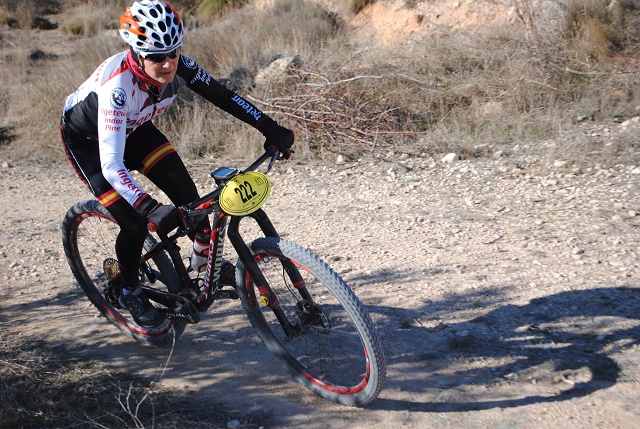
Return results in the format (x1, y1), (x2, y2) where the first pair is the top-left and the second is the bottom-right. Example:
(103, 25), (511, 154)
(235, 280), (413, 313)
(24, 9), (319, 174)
(62, 121), (210, 287)
(113, 151), (208, 286)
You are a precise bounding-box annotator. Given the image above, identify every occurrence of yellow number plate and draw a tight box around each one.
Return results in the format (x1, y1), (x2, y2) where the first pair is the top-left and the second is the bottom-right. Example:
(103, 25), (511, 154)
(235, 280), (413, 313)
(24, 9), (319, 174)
(219, 171), (271, 216)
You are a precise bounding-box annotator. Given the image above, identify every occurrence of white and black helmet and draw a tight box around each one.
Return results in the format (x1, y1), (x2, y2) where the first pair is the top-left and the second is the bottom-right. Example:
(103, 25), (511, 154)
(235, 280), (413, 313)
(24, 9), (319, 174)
(119, 0), (184, 54)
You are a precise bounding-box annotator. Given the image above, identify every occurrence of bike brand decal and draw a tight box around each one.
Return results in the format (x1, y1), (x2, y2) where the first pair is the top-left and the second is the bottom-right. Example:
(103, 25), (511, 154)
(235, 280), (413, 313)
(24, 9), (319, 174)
(202, 221), (228, 300)
(110, 87), (126, 109)
(181, 55), (197, 69)
(230, 95), (263, 121)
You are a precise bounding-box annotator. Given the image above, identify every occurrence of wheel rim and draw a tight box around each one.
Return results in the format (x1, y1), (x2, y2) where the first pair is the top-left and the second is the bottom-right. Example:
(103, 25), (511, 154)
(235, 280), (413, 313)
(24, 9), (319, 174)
(249, 254), (373, 394)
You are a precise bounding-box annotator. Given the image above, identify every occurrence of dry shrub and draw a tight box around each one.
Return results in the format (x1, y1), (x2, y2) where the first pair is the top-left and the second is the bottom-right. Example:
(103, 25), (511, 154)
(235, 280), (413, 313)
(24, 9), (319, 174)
(392, 0), (640, 160)
(14, 2), (33, 29)
(0, 333), (268, 428)
(58, 4), (118, 36)
(192, 0), (341, 71)
(196, 0), (247, 18)
(2, 0), (640, 166)
(0, 6), (9, 26)
(156, 0), (346, 157)
(0, 0), (62, 28)
(0, 28), (122, 164)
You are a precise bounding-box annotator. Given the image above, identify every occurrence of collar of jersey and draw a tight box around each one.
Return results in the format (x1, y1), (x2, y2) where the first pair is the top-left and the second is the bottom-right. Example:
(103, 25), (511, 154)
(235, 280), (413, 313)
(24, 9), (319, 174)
(125, 50), (163, 92)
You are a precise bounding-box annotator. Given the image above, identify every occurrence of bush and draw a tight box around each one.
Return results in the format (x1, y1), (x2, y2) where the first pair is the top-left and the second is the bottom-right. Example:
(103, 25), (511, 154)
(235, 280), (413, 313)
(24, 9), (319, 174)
(2, 0), (640, 165)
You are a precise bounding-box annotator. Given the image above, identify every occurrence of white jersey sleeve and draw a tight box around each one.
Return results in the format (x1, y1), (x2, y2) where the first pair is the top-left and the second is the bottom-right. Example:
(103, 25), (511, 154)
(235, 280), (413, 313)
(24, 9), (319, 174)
(96, 69), (147, 206)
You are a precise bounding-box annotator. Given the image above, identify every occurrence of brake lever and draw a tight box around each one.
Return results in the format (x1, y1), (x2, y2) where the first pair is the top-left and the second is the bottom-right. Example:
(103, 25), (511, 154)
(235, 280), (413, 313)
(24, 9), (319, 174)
(265, 150), (280, 173)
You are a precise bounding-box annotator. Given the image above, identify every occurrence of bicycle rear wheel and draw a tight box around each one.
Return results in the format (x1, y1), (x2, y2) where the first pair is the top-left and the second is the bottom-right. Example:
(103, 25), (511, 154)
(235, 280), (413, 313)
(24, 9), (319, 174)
(61, 200), (185, 346)
(237, 237), (386, 406)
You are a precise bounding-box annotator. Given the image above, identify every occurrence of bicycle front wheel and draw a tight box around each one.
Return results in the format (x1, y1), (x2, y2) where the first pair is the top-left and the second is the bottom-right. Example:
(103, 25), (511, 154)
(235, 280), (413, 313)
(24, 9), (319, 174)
(237, 237), (386, 406)
(61, 200), (185, 346)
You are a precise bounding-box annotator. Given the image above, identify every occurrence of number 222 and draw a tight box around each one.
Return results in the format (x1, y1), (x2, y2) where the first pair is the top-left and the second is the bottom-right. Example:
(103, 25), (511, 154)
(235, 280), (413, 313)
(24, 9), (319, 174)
(235, 181), (257, 203)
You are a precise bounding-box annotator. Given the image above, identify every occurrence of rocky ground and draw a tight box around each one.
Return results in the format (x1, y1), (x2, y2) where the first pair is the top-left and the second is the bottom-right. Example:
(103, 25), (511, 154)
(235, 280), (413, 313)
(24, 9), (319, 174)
(1, 118), (640, 428)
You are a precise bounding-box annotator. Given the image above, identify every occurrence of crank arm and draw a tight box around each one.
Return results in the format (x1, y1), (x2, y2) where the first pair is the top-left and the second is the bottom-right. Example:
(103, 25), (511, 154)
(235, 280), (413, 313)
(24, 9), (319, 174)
(161, 307), (200, 324)
(142, 286), (201, 324)
(159, 299), (200, 324)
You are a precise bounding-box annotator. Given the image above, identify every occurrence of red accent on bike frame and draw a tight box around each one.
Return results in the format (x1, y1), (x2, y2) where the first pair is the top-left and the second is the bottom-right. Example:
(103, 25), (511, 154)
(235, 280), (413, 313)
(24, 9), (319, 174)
(251, 253), (281, 308)
(194, 200), (212, 210)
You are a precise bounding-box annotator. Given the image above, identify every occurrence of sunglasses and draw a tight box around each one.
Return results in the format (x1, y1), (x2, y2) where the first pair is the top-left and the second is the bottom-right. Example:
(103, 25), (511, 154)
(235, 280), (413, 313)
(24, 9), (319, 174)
(143, 47), (181, 63)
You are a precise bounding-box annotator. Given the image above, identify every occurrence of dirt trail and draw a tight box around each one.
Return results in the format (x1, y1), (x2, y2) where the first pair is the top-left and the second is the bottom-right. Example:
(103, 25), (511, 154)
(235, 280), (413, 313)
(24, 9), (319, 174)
(1, 148), (639, 428)
(1, 0), (639, 426)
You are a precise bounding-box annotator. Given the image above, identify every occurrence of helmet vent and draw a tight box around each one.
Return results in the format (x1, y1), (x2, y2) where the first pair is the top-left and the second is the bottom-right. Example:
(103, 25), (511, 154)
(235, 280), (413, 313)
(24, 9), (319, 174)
(119, 0), (184, 53)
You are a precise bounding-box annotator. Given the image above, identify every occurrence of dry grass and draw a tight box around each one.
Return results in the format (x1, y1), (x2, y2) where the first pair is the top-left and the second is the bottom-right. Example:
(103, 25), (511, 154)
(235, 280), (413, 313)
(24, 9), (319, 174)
(0, 332), (269, 428)
(57, 4), (119, 36)
(0, 0), (639, 166)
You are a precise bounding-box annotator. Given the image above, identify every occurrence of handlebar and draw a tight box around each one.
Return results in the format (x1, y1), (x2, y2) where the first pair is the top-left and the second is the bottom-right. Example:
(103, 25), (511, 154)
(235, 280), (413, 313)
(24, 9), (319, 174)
(243, 148), (282, 174)
(158, 150), (285, 242)
(179, 149), (284, 213)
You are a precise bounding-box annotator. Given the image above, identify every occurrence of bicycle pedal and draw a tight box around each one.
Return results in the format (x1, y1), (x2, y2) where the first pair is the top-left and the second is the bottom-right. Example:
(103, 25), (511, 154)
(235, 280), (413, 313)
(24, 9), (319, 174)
(104, 281), (123, 309)
(214, 288), (239, 300)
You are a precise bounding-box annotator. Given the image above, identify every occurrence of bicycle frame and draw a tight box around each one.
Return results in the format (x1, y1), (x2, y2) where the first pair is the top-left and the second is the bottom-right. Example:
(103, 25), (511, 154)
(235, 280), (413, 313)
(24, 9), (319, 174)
(141, 151), (307, 337)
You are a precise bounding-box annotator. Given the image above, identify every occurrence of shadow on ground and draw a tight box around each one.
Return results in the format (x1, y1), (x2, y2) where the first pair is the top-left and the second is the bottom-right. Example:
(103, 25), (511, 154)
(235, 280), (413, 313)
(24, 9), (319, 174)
(1, 273), (638, 424)
(364, 282), (639, 412)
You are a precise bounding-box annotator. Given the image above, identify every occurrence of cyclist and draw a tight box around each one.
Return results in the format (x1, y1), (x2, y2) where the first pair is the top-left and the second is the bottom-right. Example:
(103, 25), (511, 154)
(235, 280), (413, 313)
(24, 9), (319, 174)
(60, 0), (294, 327)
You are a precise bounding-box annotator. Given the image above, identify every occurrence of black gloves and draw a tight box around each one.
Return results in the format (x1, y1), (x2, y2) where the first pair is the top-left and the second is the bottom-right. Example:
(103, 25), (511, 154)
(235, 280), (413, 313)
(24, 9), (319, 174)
(261, 122), (294, 159)
(135, 196), (184, 236)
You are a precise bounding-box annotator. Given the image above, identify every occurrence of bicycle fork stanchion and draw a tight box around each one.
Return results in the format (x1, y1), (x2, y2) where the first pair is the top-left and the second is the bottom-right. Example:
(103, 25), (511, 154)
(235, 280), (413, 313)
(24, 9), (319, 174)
(249, 209), (314, 302)
(227, 216), (299, 338)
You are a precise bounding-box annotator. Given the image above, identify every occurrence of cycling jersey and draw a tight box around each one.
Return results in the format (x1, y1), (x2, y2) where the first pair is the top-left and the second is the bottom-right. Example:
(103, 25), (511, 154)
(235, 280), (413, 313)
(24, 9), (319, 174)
(62, 49), (274, 208)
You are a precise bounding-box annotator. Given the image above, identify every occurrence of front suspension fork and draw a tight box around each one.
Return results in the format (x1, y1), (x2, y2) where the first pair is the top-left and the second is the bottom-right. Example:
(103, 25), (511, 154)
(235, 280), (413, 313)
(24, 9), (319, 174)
(248, 210), (313, 303)
(228, 210), (308, 338)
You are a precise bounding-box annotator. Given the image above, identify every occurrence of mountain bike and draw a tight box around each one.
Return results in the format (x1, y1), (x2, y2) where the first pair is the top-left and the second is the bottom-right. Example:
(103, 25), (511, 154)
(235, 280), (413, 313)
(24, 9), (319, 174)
(61, 149), (386, 406)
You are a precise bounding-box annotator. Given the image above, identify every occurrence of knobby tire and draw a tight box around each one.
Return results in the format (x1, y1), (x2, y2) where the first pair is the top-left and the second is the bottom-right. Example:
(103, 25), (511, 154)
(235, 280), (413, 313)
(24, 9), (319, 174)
(237, 237), (386, 406)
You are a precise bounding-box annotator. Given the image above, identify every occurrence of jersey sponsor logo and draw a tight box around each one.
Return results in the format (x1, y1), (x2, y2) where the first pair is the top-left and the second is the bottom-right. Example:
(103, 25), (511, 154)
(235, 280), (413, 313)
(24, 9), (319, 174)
(110, 87), (126, 109)
(181, 55), (197, 69)
(127, 104), (171, 128)
(231, 94), (263, 121)
(190, 67), (211, 86)
(99, 108), (126, 117)
(116, 169), (143, 196)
